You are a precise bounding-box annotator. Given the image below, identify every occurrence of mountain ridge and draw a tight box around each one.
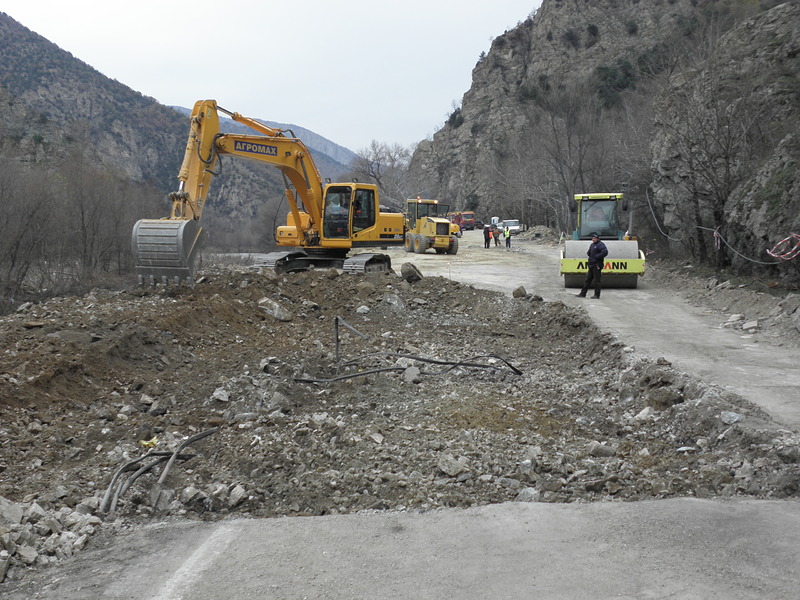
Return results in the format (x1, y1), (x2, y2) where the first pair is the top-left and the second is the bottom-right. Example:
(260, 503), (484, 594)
(0, 12), (355, 204)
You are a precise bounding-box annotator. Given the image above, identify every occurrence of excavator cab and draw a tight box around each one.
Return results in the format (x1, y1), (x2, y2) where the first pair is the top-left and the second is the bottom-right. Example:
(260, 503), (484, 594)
(321, 184), (380, 239)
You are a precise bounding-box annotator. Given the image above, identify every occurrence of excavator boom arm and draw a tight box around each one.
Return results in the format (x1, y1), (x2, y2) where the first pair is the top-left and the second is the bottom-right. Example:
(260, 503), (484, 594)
(173, 100), (324, 226)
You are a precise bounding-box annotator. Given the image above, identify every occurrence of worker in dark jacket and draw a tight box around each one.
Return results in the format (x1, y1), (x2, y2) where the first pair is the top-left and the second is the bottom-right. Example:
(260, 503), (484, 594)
(483, 225), (491, 248)
(576, 233), (609, 299)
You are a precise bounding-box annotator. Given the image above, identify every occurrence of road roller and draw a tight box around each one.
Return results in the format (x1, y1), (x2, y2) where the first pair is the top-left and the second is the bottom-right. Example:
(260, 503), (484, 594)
(559, 193), (645, 289)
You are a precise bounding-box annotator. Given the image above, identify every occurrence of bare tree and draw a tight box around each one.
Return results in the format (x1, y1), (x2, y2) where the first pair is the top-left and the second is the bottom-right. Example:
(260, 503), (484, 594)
(0, 159), (53, 308)
(527, 80), (606, 201)
(495, 79), (627, 233)
(594, 87), (658, 238)
(349, 141), (414, 207)
(53, 150), (125, 278)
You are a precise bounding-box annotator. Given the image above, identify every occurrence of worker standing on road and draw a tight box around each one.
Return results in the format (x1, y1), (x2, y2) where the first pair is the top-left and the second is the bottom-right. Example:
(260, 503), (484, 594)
(483, 225), (491, 248)
(576, 232), (608, 299)
(504, 226), (511, 251)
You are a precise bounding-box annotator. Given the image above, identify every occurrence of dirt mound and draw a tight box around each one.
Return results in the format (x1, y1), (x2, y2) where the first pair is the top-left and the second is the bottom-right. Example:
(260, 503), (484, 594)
(1, 263), (799, 583)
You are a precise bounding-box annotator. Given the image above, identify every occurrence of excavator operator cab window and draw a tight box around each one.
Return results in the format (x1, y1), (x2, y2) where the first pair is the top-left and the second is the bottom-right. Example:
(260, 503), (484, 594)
(579, 200), (618, 239)
(323, 187), (351, 238)
(352, 188), (376, 233)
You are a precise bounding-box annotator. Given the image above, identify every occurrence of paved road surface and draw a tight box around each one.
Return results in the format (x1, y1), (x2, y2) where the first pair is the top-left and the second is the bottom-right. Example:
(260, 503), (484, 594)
(6, 499), (800, 599)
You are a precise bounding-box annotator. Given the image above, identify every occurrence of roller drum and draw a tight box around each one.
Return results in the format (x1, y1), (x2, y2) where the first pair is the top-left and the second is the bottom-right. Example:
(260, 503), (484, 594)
(563, 240), (640, 259)
(562, 239), (642, 289)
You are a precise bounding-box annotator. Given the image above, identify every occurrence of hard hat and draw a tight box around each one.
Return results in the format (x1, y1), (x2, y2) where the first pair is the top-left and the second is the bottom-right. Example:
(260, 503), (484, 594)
(590, 232), (599, 238)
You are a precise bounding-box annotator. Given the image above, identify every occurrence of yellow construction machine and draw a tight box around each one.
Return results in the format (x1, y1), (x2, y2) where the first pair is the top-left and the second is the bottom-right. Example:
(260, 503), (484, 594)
(559, 193), (645, 288)
(132, 100), (405, 284)
(404, 198), (461, 254)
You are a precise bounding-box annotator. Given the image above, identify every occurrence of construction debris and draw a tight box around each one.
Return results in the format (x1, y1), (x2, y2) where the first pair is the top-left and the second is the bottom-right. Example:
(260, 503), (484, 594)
(0, 264), (798, 584)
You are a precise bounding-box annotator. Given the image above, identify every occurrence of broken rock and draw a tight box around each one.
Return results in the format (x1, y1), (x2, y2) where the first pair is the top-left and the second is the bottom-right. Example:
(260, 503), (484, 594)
(258, 297), (293, 322)
(403, 366), (422, 384)
(720, 411), (745, 425)
(437, 454), (470, 477)
(0, 497), (23, 531)
(400, 262), (423, 283)
(515, 488), (541, 502)
(228, 484), (247, 508)
(588, 441), (616, 458)
(0, 550), (8, 583)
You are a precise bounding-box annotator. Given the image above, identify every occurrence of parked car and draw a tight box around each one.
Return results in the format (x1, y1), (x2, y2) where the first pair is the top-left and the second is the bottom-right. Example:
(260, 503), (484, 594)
(474, 219), (485, 230)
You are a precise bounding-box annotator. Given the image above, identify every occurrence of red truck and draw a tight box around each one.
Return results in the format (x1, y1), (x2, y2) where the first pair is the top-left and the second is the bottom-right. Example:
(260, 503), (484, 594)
(447, 211), (477, 231)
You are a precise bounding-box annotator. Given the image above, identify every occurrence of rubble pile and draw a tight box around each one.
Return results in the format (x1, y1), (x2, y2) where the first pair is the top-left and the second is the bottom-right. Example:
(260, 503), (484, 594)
(1, 265), (798, 583)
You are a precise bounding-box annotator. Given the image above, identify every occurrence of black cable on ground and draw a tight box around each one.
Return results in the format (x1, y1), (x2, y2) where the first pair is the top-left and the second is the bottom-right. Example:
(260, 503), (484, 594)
(294, 352), (522, 384)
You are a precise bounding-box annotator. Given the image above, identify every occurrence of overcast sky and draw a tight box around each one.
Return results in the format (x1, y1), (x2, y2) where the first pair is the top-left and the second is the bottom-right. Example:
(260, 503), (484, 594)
(3, 0), (541, 151)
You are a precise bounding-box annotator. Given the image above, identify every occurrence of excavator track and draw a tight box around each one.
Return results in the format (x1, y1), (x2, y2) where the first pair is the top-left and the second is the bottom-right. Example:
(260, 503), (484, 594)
(342, 253), (392, 274)
(254, 251), (323, 274)
(132, 219), (203, 286)
(253, 251), (391, 274)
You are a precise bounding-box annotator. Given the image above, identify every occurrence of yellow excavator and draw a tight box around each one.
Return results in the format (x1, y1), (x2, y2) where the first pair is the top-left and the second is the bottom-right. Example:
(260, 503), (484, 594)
(559, 193), (646, 288)
(132, 100), (405, 284)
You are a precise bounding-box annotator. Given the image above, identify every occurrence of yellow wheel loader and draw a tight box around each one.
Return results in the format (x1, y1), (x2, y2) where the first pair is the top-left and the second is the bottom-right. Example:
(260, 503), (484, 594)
(132, 100), (405, 285)
(404, 198), (461, 255)
(559, 193), (645, 288)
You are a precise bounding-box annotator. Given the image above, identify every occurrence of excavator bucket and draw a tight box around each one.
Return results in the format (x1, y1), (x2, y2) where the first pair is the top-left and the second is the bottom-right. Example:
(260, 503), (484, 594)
(132, 219), (204, 286)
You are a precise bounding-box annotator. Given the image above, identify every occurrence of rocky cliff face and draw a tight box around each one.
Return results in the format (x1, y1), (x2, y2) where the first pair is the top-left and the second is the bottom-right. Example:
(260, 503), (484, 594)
(650, 2), (800, 279)
(410, 0), (705, 206)
(410, 0), (798, 282)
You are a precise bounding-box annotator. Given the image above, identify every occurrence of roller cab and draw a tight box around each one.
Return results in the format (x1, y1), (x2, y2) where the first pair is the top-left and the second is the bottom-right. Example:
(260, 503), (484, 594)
(404, 198), (460, 255)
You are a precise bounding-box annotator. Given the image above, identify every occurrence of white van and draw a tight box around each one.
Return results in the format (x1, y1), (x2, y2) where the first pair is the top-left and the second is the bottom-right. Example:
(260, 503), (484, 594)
(501, 219), (521, 235)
